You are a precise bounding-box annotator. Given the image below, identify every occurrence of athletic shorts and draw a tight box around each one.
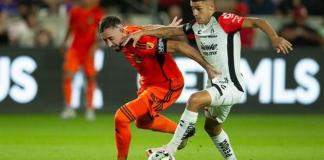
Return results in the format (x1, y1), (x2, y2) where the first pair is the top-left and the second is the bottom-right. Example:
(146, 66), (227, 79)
(120, 84), (183, 121)
(204, 79), (244, 123)
(63, 48), (96, 77)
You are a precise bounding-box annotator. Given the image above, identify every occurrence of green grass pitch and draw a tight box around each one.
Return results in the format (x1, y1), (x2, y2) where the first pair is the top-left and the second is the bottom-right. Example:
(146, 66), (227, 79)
(0, 113), (323, 160)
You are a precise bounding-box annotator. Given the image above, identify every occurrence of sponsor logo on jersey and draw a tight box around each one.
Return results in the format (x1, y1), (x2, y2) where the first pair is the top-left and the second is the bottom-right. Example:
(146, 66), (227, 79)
(201, 42), (218, 56)
(199, 35), (218, 38)
(201, 42), (218, 51)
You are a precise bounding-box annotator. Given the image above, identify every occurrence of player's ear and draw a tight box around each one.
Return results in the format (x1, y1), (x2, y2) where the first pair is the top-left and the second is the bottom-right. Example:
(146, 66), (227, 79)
(120, 27), (125, 34)
(208, 4), (215, 12)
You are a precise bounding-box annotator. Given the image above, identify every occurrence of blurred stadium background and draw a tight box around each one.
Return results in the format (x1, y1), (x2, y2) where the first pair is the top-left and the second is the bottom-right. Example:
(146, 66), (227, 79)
(0, 0), (323, 160)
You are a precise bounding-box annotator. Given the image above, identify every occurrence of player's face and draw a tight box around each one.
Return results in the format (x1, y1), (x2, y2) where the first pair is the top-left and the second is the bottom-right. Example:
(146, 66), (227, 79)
(100, 26), (125, 51)
(190, 0), (215, 24)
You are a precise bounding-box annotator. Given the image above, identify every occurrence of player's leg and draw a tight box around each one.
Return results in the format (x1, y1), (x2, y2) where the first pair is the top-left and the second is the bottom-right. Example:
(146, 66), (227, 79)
(135, 114), (177, 133)
(204, 115), (237, 160)
(85, 75), (96, 120)
(61, 49), (79, 119)
(83, 54), (97, 121)
(135, 86), (182, 133)
(164, 90), (212, 154)
(115, 90), (159, 160)
(203, 84), (242, 160)
(114, 105), (135, 160)
(147, 82), (221, 155)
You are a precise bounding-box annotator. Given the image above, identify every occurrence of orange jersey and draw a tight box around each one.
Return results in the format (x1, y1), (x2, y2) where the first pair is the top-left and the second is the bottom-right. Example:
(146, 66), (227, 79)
(122, 26), (184, 91)
(69, 5), (104, 52)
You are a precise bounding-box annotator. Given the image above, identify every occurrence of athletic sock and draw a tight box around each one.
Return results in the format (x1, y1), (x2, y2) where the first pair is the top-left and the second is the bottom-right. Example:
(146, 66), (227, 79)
(211, 129), (237, 160)
(115, 109), (132, 158)
(63, 76), (72, 107)
(86, 80), (96, 110)
(167, 109), (198, 154)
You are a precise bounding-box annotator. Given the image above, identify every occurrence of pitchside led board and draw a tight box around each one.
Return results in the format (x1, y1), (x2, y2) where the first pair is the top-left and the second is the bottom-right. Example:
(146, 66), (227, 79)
(0, 48), (323, 113)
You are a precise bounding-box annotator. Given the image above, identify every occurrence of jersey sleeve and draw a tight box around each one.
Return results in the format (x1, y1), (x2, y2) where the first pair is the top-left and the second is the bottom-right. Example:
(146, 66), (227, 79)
(134, 36), (167, 56)
(215, 12), (245, 33)
(182, 21), (196, 44)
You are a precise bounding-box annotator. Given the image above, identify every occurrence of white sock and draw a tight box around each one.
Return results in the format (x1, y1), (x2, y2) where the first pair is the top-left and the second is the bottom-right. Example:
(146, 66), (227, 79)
(167, 109), (198, 154)
(211, 129), (237, 160)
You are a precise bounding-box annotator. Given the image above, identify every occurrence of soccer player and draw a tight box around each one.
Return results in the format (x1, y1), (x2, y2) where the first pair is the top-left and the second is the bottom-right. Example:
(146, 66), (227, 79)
(61, 0), (104, 121)
(123, 0), (293, 159)
(99, 16), (217, 160)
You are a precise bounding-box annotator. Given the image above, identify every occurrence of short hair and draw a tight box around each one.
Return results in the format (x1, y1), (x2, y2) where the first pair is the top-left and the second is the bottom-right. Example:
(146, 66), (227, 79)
(98, 16), (122, 33)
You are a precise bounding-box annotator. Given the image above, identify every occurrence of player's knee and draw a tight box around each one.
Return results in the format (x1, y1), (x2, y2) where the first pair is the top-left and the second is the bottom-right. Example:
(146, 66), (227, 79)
(114, 109), (131, 127)
(204, 122), (222, 136)
(187, 92), (206, 111)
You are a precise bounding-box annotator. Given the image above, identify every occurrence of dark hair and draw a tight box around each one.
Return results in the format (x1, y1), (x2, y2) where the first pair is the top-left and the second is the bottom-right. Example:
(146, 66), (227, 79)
(98, 16), (122, 33)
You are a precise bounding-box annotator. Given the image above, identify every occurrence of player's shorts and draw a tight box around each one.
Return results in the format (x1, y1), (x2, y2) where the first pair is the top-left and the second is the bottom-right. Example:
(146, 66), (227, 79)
(204, 79), (244, 123)
(63, 48), (96, 77)
(120, 83), (183, 121)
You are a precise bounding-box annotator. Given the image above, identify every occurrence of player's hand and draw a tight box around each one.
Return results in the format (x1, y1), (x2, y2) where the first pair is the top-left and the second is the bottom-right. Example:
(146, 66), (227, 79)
(168, 16), (182, 27)
(272, 36), (293, 54)
(122, 31), (144, 48)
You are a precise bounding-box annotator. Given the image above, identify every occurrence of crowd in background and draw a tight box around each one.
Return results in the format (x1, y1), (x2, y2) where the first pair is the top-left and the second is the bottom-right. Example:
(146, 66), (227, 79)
(0, 0), (323, 48)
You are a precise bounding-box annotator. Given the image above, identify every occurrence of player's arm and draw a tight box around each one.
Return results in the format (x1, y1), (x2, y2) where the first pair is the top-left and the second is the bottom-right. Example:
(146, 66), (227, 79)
(242, 17), (293, 54)
(90, 40), (99, 56)
(142, 16), (183, 30)
(166, 39), (220, 79)
(122, 26), (185, 47)
(60, 26), (71, 55)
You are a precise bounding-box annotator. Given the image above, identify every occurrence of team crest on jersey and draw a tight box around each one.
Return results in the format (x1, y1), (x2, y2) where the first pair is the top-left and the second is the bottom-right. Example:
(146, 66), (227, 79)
(86, 16), (94, 25)
(146, 42), (154, 49)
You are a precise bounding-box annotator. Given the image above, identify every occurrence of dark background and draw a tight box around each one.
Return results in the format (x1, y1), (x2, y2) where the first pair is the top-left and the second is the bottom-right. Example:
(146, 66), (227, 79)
(0, 48), (322, 113)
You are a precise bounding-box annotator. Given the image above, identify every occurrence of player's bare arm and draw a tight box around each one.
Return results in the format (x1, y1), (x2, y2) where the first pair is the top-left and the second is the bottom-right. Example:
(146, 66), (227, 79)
(122, 26), (185, 47)
(242, 17), (293, 54)
(61, 27), (71, 55)
(143, 16), (183, 30)
(167, 40), (220, 79)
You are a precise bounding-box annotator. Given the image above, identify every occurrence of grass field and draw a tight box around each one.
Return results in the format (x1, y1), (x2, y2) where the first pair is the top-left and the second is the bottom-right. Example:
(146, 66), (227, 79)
(0, 113), (323, 160)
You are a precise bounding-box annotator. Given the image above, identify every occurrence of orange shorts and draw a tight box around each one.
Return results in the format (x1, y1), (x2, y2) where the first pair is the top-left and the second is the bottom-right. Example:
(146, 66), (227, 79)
(63, 48), (96, 77)
(120, 85), (183, 121)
